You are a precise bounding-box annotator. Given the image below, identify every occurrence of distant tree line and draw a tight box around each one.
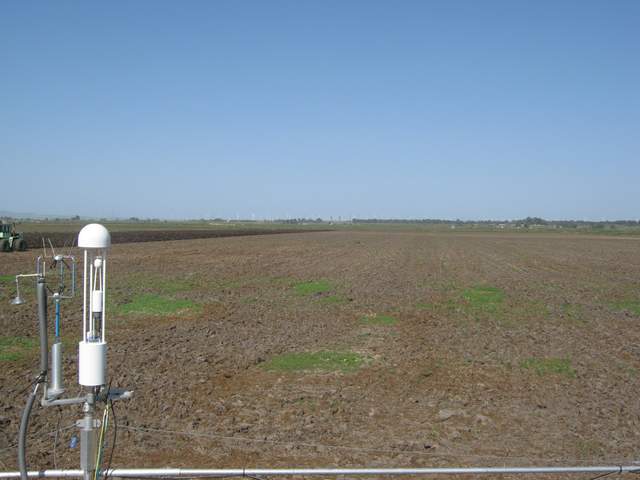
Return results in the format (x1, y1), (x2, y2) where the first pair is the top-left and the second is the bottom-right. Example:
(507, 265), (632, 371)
(272, 218), (326, 224)
(4, 215), (639, 229)
(351, 217), (640, 228)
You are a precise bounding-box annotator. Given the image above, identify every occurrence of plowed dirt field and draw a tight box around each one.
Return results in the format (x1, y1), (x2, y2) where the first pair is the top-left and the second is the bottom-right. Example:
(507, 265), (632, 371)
(1, 230), (639, 478)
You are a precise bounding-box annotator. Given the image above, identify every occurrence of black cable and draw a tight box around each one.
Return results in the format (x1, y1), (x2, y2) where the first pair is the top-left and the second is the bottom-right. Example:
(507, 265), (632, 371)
(17, 370), (46, 397)
(588, 468), (622, 480)
(16, 376), (40, 397)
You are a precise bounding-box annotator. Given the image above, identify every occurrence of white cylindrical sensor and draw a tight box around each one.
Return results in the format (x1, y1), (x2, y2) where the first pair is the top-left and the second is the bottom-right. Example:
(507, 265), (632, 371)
(78, 341), (107, 386)
(92, 290), (103, 312)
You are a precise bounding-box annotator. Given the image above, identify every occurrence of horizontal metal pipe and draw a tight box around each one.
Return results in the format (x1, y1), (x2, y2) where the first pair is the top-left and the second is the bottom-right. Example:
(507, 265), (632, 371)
(1, 466), (640, 478)
(41, 395), (88, 408)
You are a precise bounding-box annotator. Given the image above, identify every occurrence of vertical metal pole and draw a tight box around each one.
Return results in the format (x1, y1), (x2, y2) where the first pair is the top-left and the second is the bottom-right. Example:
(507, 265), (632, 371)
(36, 279), (48, 376)
(79, 394), (97, 480)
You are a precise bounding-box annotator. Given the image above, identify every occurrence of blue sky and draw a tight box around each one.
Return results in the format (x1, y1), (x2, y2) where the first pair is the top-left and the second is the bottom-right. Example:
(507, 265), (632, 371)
(1, 1), (638, 220)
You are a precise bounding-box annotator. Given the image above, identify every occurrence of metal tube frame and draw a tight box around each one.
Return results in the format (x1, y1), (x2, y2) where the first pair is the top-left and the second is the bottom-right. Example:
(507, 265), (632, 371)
(88, 251), (93, 342)
(52, 255), (77, 300)
(2, 465), (640, 478)
(13, 273), (41, 305)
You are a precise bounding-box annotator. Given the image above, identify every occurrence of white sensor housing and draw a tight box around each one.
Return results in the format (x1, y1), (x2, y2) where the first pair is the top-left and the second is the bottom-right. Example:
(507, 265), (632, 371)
(92, 290), (103, 313)
(78, 223), (111, 249)
(78, 341), (107, 386)
(78, 223), (110, 387)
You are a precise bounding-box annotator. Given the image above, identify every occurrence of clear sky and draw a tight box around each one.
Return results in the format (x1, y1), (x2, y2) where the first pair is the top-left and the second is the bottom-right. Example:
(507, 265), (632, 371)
(1, 1), (638, 220)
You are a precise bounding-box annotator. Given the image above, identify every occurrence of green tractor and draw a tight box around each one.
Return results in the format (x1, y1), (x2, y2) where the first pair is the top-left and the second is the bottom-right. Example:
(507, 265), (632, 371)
(0, 222), (27, 252)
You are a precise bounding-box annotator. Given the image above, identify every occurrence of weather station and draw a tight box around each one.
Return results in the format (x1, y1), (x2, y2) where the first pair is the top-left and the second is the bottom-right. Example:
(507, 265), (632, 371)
(10, 225), (131, 480)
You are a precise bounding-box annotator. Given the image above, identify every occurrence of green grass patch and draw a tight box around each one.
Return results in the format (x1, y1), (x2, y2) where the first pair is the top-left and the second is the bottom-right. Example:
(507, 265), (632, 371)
(294, 280), (334, 296)
(0, 274), (14, 283)
(117, 294), (200, 316)
(360, 313), (397, 326)
(263, 351), (364, 372)
(462, 285), (505, 311)
(520, 357), (576, 378)
(0, 336), (37, 362)
(612, 299), (640, 316)
(561, 303), (586, 324)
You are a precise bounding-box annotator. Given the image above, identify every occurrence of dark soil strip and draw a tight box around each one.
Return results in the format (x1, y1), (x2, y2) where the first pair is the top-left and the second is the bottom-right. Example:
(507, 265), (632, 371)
(23, 229), (330, 248)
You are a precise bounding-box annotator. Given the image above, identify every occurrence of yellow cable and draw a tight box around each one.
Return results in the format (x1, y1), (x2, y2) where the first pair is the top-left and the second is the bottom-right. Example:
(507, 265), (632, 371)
(94, 405), (110, 480)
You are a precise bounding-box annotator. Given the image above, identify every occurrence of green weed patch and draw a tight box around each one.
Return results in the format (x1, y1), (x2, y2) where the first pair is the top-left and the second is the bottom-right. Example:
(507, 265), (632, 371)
(294, 280), (334, 296)
(263, 351), (364, 372)
(0, 336), (37, 362)
(612, 300), (640, 316)
(561, 303), (586, 324)
(520, 357), (576, 378)
(117, 294), (200, 316)
(462, 286), (505, 312)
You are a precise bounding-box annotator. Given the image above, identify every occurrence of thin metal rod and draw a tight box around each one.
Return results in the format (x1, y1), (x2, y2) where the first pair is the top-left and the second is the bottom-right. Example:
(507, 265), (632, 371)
(88, 260), (93, 340)
(70, 256), (76, 297)
(55, 299), (61, 338)
(82, 251), (87, 342)
(102, 254), (106, 343)
(1, 465), (640, 478)
(15, 274), (40, 280)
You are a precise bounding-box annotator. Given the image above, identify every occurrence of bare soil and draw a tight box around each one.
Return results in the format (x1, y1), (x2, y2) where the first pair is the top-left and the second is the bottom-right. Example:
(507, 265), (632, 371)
(22, 229), (325, 248)
(1, 230), (640, 477)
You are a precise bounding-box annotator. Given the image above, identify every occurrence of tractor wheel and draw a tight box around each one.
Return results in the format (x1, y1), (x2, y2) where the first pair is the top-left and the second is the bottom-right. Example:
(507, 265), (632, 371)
(0, 240), (9, 252)
(13, 239), (24, 251)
